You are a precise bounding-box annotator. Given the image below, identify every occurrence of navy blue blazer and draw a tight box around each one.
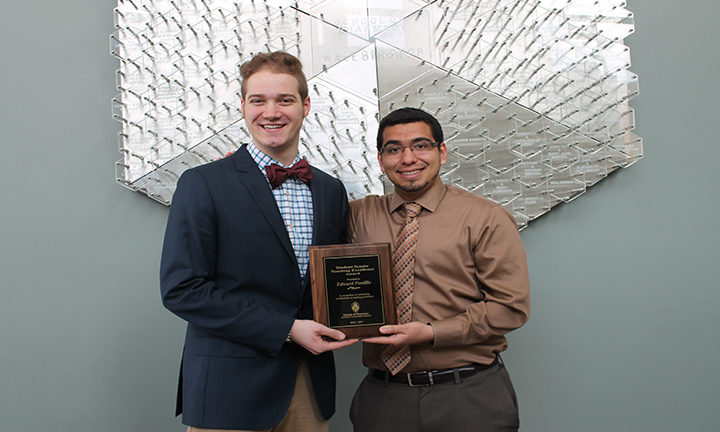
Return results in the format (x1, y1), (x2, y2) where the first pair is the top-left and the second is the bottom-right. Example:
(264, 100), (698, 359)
(160, 145), (348, 429)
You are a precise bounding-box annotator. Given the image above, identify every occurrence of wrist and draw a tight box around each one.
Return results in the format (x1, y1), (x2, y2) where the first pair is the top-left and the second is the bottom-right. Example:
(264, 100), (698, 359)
(425, 322), (435, 345)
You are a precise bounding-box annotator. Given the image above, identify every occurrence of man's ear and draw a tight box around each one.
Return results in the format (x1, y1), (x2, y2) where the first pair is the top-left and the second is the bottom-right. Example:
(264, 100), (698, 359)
(377, 152), (386, 173)
(303, 96), (310, 117)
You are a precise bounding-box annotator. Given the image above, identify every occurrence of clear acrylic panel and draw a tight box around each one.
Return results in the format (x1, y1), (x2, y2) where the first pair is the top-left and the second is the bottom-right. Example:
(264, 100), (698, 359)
(113, 0), (644, 228)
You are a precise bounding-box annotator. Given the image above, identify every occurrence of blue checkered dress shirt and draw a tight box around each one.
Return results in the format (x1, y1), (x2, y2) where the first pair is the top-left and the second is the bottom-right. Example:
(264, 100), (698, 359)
(247, 143), (314, 277)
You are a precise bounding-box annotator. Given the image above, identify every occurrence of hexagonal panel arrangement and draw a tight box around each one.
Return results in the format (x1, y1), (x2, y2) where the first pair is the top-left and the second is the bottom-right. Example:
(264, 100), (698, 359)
(112, 0), (642, 229)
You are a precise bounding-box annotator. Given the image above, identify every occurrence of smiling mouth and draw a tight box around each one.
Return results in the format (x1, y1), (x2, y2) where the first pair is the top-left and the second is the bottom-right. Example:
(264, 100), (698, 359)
(261, 124), (284, 130)
(398, 169), (422, 175)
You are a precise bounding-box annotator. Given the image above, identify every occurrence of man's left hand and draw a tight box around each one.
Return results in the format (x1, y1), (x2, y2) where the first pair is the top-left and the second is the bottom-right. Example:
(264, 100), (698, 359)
(290, 319), (358, 355)
(362, 322), (434, 346)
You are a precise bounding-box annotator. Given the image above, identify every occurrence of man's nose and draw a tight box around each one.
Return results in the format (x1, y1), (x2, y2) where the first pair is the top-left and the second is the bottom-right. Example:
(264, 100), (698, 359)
(400, 146), (417, 163)
(263, 102), (280, 117)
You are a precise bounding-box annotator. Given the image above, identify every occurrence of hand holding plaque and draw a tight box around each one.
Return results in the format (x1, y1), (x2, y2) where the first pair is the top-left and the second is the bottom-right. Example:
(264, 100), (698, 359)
(309, 243), (397, 339)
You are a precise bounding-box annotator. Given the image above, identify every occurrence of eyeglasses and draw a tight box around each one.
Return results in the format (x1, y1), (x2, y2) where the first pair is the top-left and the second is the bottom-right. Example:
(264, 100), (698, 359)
(380, 140), (440, 157)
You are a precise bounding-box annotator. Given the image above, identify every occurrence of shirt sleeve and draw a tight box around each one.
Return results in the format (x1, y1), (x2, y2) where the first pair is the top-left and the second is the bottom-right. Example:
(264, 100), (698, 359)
(430, 205), (530, 348)
(347, 198), (361, 243)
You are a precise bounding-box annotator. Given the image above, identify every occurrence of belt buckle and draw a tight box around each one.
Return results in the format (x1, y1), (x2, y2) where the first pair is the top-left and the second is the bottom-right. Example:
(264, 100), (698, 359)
(406, 371), (434, 387)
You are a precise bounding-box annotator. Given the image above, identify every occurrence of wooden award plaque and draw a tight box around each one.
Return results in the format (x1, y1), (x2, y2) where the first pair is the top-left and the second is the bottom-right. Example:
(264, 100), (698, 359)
(309, 242), (397, 339)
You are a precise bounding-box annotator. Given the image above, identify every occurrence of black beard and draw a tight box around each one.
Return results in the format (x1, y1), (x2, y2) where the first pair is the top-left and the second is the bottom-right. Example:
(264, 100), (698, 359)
(397, 180), (429, 193)
(395, 174), (439, 194)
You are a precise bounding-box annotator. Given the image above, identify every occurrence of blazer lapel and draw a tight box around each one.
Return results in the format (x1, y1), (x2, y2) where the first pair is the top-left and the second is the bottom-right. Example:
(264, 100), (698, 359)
(231, 146), (296, 261)
(309, 166), (326, 246)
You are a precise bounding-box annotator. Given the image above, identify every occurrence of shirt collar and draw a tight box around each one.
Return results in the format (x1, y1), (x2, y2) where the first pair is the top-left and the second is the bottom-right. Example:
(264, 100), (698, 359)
(389, 179), (447, 214)
(246, 142), (301, 170)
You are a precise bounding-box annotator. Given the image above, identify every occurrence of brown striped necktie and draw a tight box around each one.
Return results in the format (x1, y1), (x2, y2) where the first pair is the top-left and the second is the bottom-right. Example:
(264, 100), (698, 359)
(382, 201), (422, 375)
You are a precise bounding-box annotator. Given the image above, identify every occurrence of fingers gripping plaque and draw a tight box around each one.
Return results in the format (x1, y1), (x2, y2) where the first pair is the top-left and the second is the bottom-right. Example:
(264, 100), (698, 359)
(112, 0), (642, 229)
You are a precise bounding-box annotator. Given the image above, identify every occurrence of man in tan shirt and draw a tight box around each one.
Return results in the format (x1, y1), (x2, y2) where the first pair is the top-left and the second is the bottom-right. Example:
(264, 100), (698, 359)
(348, 107), (530, 432)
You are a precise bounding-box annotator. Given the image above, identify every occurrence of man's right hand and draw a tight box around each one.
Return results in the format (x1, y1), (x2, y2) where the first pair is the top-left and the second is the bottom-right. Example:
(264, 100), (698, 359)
(290, 319), (357, 355)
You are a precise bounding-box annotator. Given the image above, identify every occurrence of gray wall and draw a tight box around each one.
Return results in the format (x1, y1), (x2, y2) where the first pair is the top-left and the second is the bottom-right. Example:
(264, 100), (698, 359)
(1, 1), (717, 431)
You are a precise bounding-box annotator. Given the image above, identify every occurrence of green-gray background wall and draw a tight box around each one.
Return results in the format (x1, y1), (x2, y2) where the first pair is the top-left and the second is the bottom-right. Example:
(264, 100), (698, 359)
(1, 1), (717, 431)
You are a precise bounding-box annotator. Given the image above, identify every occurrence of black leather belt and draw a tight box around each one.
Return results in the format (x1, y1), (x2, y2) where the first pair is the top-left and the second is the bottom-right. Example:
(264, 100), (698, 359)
(369, 357), (498, 387)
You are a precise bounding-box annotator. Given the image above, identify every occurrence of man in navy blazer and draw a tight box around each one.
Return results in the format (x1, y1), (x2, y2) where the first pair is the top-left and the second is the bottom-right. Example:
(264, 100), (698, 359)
(160, 51), (356, 431)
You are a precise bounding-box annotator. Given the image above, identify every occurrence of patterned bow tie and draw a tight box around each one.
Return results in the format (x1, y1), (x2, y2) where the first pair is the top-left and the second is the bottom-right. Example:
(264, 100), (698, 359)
(265, 159), (313, 189)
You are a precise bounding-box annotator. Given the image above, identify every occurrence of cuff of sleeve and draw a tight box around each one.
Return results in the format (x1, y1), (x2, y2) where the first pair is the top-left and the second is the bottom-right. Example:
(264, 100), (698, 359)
(428, 317), (464, 348)
(264, 315), (295, 356)
(285, 326), (293, 343)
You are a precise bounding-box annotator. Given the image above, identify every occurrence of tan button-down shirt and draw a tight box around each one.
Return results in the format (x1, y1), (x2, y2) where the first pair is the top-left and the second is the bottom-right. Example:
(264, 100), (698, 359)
(348, 181), (530, 373)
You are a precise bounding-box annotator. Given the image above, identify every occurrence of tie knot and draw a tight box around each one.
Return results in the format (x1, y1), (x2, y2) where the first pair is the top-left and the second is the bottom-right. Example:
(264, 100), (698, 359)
(403, 202), (422, 219)
(265, 159), (313, 189)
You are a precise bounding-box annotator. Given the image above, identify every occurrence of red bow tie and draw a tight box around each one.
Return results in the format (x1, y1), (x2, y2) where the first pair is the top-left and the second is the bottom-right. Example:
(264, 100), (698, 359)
(265, 159), (313, 189)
